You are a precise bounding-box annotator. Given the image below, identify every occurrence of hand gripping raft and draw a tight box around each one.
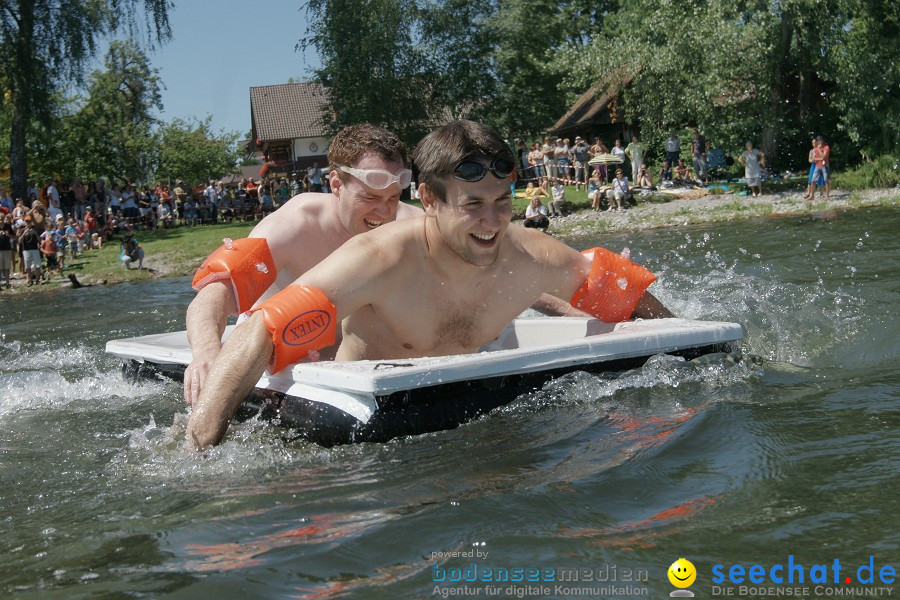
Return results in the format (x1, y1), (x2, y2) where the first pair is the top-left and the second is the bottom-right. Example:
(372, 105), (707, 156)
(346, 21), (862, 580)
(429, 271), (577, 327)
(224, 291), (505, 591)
(248, 285), (337, 373)
(570, 247), (657, 322)
(192, 238), (277, 313)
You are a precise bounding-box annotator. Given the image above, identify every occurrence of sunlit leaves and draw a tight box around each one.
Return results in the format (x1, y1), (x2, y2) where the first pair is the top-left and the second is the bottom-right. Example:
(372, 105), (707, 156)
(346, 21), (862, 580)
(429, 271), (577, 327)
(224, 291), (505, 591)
(557, 0), (898, 167)
(154, 117), (241, 185)
(1, 0), (172, 198)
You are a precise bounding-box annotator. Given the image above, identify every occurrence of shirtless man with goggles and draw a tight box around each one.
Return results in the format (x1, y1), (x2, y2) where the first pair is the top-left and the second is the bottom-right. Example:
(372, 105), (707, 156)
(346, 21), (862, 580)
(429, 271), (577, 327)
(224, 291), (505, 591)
(187, 120), (671, 448)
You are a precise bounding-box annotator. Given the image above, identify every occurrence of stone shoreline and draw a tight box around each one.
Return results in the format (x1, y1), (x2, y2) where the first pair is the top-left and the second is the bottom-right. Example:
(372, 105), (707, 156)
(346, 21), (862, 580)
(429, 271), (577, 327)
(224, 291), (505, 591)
(545, 187), (899, 237)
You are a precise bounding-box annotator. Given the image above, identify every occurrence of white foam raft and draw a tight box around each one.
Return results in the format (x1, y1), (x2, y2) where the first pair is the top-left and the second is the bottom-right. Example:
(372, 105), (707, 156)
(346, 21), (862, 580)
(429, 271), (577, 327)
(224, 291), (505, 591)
(106, 317), (744, 446)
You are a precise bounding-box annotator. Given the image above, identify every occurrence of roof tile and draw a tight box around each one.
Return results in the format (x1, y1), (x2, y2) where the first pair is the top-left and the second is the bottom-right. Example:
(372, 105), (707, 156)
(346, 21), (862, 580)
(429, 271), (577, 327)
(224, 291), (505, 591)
(550, 75), (634, 133)
(251, 83), (330, 141)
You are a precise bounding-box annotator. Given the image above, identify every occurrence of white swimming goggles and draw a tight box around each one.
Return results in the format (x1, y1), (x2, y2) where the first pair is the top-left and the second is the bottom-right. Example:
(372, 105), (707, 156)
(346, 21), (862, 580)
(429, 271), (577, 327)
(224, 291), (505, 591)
(337, 165), (413, 190)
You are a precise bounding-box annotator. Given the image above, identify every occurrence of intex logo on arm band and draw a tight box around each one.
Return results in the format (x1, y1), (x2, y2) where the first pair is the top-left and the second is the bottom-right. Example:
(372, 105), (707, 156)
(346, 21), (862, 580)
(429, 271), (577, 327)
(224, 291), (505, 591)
(282, 310), (332, 346)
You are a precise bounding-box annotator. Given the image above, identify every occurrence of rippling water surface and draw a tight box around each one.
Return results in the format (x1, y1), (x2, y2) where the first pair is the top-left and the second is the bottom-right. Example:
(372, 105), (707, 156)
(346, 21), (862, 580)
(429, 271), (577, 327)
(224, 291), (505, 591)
(1, 207), (897, 598)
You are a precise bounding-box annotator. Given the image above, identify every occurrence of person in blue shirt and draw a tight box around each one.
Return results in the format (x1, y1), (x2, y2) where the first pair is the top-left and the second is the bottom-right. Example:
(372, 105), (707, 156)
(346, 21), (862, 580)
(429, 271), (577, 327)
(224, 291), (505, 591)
(120, 232), (144, 269)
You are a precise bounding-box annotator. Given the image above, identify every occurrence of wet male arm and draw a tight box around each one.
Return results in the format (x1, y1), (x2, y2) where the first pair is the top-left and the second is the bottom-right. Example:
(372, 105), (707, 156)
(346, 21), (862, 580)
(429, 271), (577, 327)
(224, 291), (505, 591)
(186, 234), (394, 449)
(632, 291), (674, 319)
(535, 236), (674, 321)
(530, 293), (590, 317)
(183, 281), (237, 404)
(183, 212), (291, 404)
(187, 313), (271, 449)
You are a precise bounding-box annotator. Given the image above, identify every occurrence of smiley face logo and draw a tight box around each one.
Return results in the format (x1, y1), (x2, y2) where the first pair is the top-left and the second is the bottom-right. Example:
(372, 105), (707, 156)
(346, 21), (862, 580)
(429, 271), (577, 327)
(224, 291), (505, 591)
(668, 558), (697, 588)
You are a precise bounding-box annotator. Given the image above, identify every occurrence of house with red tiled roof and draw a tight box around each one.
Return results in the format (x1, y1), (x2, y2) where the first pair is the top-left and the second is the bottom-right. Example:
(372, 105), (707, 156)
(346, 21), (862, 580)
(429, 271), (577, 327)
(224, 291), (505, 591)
(250, 82), (331, 176)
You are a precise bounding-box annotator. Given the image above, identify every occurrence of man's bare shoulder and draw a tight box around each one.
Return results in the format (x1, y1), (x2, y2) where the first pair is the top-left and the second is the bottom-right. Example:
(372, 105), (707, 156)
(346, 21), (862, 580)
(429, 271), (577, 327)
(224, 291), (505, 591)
(249, 193), (332, 238)
(365, 215), (425, 246)
(505, 222), (556, 254)
(505, 224), (577, 268)
(251, 194), (339, 252)
(300, 217), (427, 296)
(337, 216), (426, 265)
(397, 201), (425, 219)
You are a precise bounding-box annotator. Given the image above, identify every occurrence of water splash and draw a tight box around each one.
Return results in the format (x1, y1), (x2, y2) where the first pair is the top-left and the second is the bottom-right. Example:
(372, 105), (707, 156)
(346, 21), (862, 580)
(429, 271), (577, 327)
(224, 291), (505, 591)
(108, 412), (303, 486)
(648, 231), (873, 367)
(506, 352), (756, 416)
(0, 339), (110, 374)
(0, 357), (165, 418)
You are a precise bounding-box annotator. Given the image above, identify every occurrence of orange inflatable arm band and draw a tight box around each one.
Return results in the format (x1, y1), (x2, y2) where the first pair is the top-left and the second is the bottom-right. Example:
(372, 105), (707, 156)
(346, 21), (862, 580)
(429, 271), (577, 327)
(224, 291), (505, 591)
(570, 247), (657, 322)
(192, 237), (277, 313)
(248, 285), (337, 374)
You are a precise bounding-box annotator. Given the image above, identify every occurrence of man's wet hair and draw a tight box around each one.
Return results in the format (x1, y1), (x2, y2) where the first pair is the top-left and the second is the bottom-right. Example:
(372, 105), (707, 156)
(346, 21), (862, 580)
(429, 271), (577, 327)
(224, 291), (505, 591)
(328, 124), (409, 183)
(413, 120), (514, 203)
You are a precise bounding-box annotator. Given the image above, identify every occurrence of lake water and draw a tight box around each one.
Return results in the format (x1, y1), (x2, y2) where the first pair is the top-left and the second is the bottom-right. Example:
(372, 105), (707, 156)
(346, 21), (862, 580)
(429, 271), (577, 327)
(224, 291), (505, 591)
(1, 207), (897, 599)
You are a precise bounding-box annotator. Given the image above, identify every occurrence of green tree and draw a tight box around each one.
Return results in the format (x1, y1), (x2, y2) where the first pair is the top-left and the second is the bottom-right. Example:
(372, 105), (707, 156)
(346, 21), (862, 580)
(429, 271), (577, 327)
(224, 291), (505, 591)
(417, 0), (495, 121)
(155, 117), (240, 185)
(487, 0), (570, 139)
(488, 0), (620, 138)
(0, 0), (171, 199)
(825, 0), (900, 158)
(53, 40), (163, 184)
(299, 0), (437, 148)
(561, 0), (899, 168)
(0, 86), (68, 187)
(559, 0), (771, 164)
(299, 0), (619, 147)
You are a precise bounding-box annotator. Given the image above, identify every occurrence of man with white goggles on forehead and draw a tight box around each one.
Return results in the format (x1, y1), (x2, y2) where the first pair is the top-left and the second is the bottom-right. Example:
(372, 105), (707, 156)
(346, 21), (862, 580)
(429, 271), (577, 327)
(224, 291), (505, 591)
(336, 164), (413, 190)
(183, 124), (424, 405)
(189, 120), (672, 449)
(185, 123), (594, 407)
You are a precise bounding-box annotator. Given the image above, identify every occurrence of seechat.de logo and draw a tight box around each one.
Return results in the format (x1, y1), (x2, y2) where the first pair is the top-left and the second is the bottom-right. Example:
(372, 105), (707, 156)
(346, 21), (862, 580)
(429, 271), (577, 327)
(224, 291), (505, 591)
(668, 558), (697, 598)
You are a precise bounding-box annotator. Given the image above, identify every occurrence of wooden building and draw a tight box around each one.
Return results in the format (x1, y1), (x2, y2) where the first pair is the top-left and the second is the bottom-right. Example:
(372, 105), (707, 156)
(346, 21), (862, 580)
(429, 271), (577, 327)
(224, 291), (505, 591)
(249, 83), (331, 176)
(549, 76), (637, 146)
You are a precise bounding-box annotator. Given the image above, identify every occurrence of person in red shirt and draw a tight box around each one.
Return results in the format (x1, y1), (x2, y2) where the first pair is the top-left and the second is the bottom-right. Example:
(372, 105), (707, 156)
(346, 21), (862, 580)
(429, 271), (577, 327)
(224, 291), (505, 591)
(84, 208), (99, 243)
(39, 230), (59, 277)
(808, 136), (830, 200)
(155, 183), (172, 201)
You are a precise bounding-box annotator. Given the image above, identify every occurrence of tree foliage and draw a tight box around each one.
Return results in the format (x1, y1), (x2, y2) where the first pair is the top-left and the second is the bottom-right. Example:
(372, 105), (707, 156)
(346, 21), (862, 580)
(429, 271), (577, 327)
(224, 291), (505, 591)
(155, 117), (240, 185)
(54, 39), (163, 183)
(0, 0), (172, 199)
(487, 0), (619, 138)
(1, 41), (238, 188)
(825, 0), (900, 158)
(486, 0), (568, 138)
(417, 0), (495, 122)
(299, 0), (438, 148)
(300, 0), (896, 168)
(560, 0), (900, 167)
(300, 0), (597, 145)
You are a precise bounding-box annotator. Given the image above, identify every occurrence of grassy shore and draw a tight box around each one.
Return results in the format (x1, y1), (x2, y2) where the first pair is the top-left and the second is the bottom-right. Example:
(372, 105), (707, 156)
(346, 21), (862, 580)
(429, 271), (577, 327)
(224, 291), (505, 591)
(4, 183), (897, 295)
(5, 221), (255, 293)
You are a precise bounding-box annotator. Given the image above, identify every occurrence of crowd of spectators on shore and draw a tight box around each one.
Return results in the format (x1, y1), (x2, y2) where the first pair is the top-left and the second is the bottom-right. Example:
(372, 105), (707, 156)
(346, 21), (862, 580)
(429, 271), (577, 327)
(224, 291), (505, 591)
(0, 168), (328, 288)
(511, 130), (719, 215)
(512, 130), (832, 216)
(0, 134), (833, 288)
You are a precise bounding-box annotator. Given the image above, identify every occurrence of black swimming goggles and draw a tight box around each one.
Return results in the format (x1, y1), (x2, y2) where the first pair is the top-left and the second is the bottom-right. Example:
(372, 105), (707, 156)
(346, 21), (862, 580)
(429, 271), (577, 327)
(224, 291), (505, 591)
(452, 157), (516, 182)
